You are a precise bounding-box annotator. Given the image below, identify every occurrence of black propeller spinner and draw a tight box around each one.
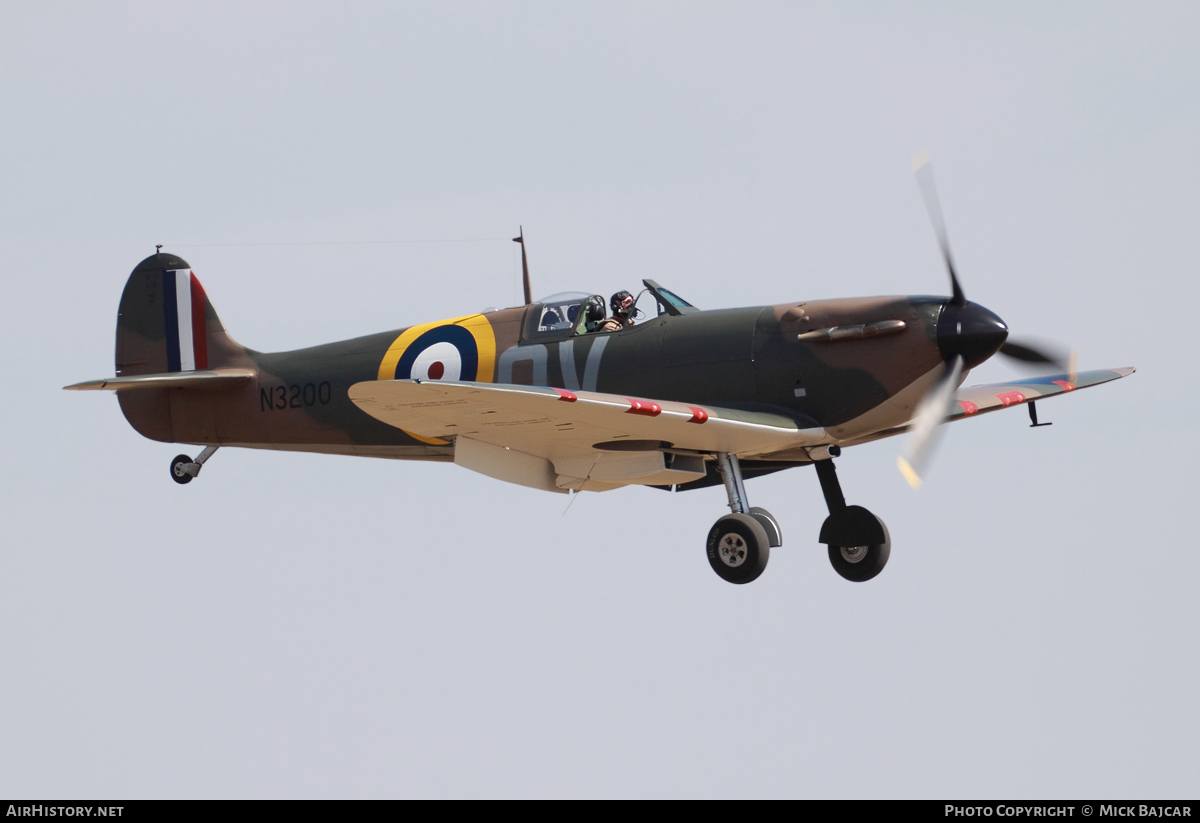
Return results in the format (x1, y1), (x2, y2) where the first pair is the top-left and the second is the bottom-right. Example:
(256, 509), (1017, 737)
(912, 150), (1065, 371)
(900, 151), (1074, 488)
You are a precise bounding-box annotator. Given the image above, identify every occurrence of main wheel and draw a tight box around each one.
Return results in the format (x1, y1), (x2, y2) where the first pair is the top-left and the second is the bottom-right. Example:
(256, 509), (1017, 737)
(820, 506), (891, 582)
(706, 513), (770, 584)
(170, 454), (194, 485)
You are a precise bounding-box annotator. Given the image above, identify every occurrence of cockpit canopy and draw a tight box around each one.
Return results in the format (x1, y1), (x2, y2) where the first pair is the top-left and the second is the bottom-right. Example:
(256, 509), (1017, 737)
(519, 281), (699, 343)
(535, 292), (591, 333)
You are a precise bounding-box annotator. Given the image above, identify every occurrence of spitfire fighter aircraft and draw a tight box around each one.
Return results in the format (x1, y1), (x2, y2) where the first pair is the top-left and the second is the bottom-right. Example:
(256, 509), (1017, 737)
(68, 158), (1133, 584)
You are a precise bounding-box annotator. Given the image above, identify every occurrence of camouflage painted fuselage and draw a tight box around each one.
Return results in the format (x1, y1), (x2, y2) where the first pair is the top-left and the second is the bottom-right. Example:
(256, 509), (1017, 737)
(114, 252), (950, 462)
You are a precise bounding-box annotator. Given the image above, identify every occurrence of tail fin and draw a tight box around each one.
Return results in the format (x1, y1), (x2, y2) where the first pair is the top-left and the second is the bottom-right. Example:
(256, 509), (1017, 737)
(114, 252), (246, 442)
(116, 252), (242, 377)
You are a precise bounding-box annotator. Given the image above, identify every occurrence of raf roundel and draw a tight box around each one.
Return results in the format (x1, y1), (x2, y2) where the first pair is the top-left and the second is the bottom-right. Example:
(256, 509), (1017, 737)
(374, 314), (497, 446)
(394, 326), (478, 382)
(376, 314), (497, 386)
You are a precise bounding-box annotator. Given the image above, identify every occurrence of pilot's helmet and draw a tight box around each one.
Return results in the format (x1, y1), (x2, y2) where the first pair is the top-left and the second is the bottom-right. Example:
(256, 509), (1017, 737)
(585, 295), (606, 322)
(611, 290), (635, 318)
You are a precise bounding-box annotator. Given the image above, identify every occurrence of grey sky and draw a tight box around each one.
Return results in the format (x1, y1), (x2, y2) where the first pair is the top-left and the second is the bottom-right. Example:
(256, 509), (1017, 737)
(1, 1), (1196, 798)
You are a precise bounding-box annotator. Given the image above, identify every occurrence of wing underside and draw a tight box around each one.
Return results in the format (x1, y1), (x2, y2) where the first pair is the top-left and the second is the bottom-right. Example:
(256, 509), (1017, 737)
(348, 379), (825, 492)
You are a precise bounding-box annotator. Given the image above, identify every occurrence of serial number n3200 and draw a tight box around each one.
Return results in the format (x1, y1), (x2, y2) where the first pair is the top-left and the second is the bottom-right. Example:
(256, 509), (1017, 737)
(260, 382), (332, 411)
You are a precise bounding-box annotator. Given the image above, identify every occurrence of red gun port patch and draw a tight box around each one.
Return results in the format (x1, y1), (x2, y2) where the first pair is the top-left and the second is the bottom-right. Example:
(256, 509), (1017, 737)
(688, 407), (709, 423)
(627, 399), (662, 416)
(995, 391), (1026, 406)
(1052, 380), (1076, 392)
(957, 400), (979, 415)
(553, 388), (578, 402)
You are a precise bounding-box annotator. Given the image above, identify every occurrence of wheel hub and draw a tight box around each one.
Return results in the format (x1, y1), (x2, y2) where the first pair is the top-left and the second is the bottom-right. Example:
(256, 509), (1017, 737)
(839, 545), (868, 563)
(718, 534), (748, 567)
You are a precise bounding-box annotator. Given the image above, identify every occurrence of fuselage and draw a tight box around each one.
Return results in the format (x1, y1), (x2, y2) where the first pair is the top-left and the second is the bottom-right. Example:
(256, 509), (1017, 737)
(120, 291), (998, 459)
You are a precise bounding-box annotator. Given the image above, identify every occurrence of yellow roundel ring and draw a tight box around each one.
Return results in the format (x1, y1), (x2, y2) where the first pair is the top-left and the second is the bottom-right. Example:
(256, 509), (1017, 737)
(376, 314), (497, 446)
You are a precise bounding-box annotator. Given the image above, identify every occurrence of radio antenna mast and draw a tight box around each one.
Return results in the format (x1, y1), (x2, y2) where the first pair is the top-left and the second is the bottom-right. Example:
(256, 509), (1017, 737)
(513, 227), (533, 305)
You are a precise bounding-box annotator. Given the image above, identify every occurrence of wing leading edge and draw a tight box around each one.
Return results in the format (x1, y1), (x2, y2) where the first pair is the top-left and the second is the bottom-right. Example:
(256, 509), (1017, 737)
(949, 367), (1135, 421)
(797, 366), (1134, 450)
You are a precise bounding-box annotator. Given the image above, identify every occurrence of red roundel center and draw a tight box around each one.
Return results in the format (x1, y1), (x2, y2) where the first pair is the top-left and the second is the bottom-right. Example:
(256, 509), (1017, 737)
(428, 361), (445, 380)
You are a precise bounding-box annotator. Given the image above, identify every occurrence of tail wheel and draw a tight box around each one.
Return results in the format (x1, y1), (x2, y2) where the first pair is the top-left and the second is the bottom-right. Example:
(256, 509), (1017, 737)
(706, 513), (770, 584)
(170, 454), (194, 485)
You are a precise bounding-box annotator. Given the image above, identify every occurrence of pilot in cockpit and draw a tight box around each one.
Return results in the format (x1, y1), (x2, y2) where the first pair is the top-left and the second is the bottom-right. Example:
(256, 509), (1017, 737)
(595, 291), (636, 332)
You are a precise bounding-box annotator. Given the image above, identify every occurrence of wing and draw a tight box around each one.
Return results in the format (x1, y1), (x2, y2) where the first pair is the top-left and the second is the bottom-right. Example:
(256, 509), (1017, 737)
(64, 368), (255, 391)
(841, 367), (1135, 447)
(348, 379), (825, 492)
(949, 367), (1135, 421)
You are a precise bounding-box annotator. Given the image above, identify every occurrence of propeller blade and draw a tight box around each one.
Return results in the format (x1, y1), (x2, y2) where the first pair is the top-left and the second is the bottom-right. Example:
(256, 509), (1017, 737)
(998, 340), (1071, 372)
(911, 149), (966, 306)
(897, 355), (964, 489)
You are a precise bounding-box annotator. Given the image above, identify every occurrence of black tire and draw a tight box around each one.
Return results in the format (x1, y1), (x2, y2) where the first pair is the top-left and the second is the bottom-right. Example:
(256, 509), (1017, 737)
(706, 513), (770, 584)
(170, 454), (194, 485)
(820, 506), (891, 582)
(828, 541), (890, 582)
(748, 506), (782, 548)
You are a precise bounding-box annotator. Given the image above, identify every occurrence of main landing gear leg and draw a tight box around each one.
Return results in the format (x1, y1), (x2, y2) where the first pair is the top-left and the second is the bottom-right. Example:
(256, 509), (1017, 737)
(705, 453), (778, 584)
(813, 458), (890, 582)
(170, 446), (219, 485)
